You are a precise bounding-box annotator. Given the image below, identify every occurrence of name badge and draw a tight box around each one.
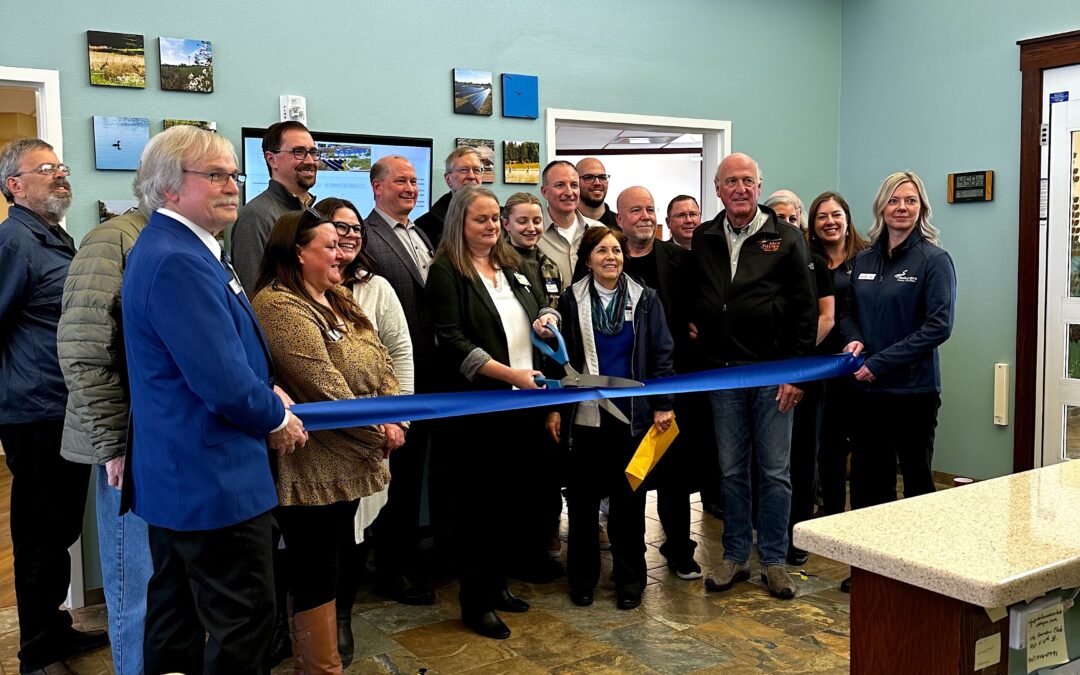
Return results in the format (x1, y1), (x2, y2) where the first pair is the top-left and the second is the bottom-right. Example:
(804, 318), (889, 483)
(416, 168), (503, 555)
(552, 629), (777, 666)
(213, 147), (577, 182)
(545, 281), (559, 294)
(327, 328), (343, 342)
(624, 308), (634, 322)
(229, 278), (244, 295)
(858, 273), (876, 280)
(514, 272), (531, 287)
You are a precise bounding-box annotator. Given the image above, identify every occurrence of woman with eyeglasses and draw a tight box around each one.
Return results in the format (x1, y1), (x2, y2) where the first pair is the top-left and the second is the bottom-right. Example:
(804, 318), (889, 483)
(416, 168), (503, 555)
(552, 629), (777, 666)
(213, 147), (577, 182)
(251, 208), (405, 671)
(426, 185), (560, 640)
(310, 197), (411, 666)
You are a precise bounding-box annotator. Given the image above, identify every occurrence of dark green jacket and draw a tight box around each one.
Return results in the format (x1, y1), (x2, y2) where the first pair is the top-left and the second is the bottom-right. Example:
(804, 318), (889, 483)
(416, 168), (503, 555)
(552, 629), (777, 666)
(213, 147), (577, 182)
(58, 209), (149, 464)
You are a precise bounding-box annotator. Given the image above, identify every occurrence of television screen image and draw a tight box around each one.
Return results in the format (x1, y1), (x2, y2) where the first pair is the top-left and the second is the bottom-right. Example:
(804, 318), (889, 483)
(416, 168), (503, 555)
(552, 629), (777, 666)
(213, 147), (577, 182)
(241, 127), (433, 220)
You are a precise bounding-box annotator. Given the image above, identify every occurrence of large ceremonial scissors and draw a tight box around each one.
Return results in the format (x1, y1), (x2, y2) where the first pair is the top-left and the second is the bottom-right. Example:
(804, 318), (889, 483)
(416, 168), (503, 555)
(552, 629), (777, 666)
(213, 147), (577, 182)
(531, 326), (643, 424)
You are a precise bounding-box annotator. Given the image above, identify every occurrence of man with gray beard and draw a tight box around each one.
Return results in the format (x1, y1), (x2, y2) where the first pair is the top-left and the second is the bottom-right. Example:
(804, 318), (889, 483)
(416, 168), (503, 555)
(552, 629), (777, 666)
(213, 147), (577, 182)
(0, 138), (110, 673)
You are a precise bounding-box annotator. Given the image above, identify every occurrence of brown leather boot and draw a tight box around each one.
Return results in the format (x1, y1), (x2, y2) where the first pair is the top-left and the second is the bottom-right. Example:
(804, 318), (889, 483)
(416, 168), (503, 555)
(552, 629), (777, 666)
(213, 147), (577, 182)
(290, 600), (343, 674)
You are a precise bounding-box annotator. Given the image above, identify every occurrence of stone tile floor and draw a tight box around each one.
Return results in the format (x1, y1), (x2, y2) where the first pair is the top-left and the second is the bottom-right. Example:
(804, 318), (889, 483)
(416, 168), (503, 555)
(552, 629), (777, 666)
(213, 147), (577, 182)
(0, 493), (855, 674)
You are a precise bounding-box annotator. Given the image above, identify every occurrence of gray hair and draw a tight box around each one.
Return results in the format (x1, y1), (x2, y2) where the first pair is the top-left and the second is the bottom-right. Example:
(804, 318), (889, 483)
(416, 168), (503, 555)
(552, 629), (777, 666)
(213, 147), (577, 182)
(133, 126), (236, 212)
(0, 138), (54, 202)
(370, 155), (411, 184)
(868, 171), (940, 247)
(444, 146), (482, 174)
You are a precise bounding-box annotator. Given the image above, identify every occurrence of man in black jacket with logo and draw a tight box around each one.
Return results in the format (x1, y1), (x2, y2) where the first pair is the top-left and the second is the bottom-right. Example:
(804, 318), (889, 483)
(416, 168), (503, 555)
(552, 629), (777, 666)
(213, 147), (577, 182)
(690, 153), (816, 600)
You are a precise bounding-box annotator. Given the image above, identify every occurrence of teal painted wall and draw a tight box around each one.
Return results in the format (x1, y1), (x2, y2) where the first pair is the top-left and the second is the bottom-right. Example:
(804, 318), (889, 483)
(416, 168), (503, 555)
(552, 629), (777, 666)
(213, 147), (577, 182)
(838, 1), (1080, 479)
(4, 0), (841, 591)
(5, 0), (841, 246)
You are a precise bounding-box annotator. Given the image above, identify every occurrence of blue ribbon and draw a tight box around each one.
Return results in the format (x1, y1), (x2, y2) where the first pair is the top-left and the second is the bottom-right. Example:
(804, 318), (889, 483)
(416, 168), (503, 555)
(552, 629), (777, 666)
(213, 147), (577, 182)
(290, 353), (861, 432)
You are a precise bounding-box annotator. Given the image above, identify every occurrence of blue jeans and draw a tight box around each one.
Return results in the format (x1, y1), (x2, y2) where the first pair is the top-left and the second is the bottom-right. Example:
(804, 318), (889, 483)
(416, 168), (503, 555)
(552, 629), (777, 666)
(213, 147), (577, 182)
(709, 386), (793, 565)
(96, 464), (152, 675)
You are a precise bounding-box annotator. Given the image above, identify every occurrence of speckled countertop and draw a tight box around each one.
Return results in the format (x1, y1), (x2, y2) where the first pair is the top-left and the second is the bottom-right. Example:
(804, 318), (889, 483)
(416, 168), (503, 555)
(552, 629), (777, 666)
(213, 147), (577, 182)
(793, 460), (1080, 608)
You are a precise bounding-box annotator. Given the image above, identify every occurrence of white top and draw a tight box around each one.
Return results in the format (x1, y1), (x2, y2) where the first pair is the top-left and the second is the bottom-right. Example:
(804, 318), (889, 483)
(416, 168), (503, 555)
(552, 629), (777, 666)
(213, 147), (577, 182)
(555, 218), (580, 245)
(351, 274), (414, 396)
(793, 460), (1080, 608)
(478, 267), (533, 375)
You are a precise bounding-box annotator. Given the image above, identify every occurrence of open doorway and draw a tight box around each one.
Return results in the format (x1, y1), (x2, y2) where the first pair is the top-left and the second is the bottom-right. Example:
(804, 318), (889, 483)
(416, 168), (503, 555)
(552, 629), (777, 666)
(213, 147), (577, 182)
(545, 109), (730, 233)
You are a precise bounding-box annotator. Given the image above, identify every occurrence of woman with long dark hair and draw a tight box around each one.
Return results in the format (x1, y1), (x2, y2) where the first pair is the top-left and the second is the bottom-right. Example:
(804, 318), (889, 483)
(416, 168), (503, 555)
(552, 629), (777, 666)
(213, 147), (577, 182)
(252, 208), (404, 671)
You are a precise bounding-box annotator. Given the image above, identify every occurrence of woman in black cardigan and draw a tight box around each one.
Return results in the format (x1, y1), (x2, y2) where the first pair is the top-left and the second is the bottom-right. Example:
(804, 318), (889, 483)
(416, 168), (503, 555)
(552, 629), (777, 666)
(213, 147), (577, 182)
(426, 185), (559, 640)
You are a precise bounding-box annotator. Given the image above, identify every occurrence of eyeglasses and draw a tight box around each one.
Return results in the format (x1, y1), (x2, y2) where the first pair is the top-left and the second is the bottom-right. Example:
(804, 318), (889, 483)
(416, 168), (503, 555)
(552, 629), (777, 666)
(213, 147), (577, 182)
(332, 221), (365, 237)
(272, 147), (321, 160)
(182, 169), (246, 186)
(580, 173), (610, 183)
(670, 210), (701, 220)
(451, 167), (486, 177)
(11, 163), (71, 178)
(720, 176), (758, 189)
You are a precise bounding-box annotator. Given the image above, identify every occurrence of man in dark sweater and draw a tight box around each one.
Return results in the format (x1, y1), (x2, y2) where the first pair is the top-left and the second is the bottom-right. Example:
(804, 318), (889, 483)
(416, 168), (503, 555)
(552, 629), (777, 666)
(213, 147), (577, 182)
(229, 121), (318, 295)
(615, 186), (704, 581)
(576, 157), (618, 228)
(415, 146), (484, 246)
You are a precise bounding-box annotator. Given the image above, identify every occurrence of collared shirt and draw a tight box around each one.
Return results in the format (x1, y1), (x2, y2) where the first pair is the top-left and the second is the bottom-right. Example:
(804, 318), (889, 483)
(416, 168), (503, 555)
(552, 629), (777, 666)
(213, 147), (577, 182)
(724, 207), (767, 279)
(158, 207), (288, 433)
(376, 206), (433, 282)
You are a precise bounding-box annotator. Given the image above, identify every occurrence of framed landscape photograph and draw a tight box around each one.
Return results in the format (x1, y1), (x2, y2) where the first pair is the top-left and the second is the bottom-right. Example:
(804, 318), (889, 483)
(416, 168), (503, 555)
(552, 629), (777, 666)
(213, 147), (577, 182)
(503, 141), (540, 184)
(159, 37), (214, 93)
(501, 74), (539, 119)
(93, 116), (150, 171)
(456, 138), (495, 183)
(163, 118), (217, 132)
(453, 69), (493, 116)
(87, 30), (146, 88)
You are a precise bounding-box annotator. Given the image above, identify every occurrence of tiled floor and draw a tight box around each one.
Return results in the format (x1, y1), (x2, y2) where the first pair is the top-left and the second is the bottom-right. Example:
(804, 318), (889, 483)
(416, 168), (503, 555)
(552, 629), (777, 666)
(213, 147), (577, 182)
(0, 492), (856, 674)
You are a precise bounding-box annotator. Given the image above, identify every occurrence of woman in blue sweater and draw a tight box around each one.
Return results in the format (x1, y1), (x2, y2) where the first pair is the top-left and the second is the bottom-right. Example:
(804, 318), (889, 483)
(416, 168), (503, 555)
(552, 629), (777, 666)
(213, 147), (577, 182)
(841, 171), (957, 511)
(554, 227), (675, 610)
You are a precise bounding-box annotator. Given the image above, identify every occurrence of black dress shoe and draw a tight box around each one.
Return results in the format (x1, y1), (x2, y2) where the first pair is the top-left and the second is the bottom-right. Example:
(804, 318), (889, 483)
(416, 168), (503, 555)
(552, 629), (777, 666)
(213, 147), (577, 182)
(570, 589), (594, 607)
(616, 591), (642, 610)
(786, 546), (809, 566)
(22, 663), (74, 675)
(493, 590), (529, 613)
(375, 575), (436, 606)
(840, 576), (851, 593)
(56, 627), (109, 659)
(462, 610), (511, 639)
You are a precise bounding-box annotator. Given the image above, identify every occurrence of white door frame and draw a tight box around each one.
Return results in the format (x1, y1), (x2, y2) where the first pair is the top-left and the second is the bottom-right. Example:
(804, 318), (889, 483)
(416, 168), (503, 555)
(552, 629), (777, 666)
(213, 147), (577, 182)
(0, 66), (81, 606)
(0, 66), (64, 159)
(545, 109), (731, 220)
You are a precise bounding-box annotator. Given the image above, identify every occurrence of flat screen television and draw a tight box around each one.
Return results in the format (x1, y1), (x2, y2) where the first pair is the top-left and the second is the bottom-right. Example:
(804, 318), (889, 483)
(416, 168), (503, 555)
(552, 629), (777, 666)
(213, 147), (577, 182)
(240, 127), (433, 219)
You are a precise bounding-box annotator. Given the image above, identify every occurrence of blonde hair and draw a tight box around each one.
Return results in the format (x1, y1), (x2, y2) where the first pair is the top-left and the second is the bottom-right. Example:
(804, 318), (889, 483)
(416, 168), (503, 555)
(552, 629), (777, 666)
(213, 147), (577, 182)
(868, 171), (940, 247)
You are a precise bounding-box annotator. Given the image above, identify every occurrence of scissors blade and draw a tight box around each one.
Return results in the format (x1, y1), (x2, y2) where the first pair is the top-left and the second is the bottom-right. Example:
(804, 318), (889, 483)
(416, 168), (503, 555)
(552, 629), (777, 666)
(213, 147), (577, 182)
(598, 398), (631, 425)
(561, 364), (643, 389)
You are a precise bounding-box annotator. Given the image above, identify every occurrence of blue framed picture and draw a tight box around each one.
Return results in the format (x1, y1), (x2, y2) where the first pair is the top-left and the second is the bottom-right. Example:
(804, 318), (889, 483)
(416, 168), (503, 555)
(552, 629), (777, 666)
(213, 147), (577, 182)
(93, 116), (150, 171)
(502, 73), (539, 119)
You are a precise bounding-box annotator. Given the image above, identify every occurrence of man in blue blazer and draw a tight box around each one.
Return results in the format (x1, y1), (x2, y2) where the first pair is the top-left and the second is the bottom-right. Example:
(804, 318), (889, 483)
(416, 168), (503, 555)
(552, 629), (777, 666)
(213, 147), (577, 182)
(121, 126), (307, 674)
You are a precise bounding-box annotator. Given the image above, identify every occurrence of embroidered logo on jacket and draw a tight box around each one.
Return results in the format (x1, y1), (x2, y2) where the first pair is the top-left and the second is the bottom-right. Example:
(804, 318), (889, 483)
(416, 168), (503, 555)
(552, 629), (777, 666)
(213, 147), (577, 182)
(759, 240), (780, 253)
(894, 269), (918, 283)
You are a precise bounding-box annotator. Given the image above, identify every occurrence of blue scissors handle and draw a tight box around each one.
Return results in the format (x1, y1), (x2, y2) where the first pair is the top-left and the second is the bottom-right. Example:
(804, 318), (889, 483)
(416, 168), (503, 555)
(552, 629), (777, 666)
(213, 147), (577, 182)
(530, 324), (568, 366)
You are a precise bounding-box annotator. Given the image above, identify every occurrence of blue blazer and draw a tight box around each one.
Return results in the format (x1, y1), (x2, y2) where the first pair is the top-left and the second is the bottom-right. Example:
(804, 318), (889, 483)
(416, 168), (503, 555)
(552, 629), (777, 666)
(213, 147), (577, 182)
(121, 211), (284, 530)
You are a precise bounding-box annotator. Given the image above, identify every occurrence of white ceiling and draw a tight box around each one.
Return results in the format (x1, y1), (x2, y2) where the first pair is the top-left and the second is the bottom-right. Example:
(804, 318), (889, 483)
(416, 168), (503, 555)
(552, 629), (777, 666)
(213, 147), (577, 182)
(556, 123), (702, 152)
(0, 86), (37, 116)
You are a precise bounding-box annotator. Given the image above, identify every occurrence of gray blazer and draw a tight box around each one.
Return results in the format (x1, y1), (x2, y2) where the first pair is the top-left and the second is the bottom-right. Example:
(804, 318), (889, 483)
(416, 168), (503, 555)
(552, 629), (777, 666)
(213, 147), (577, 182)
(363, 209), (439, 391)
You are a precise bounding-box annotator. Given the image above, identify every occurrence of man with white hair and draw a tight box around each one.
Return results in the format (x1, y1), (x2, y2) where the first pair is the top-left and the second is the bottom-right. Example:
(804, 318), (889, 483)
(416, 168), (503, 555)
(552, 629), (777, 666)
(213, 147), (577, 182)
(122, 125), (307, 673)
(0, 138), (110, 673)
(691, 153), (816, 601)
